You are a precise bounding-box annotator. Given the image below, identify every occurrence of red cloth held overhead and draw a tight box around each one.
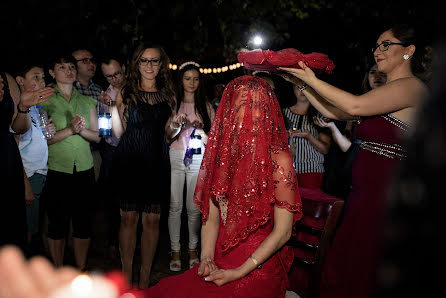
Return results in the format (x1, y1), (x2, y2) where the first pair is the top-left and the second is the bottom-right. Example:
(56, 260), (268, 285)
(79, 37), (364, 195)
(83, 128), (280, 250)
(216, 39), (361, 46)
(237, 48), (335, 74)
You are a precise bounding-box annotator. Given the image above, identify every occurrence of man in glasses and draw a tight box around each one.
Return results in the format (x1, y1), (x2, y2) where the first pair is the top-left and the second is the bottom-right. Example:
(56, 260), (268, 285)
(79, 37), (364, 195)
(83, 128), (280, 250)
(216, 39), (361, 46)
(101, 58), (126, 100)
(72, 49), (102, 102)
(72, 48), (104, 183)
(98, 57), (126, 261)
(99, 57), (126, 116)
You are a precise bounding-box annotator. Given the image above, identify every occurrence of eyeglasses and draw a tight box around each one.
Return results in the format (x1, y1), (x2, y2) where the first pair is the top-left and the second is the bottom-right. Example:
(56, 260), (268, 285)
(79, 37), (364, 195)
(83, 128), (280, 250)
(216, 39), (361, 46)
(372, 40), (407, 53)
(104, 71), (122, 80)
(139, 58), (161, 66)
(76, 57), (96, 64)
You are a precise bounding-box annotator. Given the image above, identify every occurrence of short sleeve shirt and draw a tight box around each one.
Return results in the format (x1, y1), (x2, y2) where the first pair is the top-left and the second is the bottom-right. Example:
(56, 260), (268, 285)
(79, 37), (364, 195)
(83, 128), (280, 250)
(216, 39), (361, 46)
(41, 87), (97, 174)
(17, 106), (49, 177)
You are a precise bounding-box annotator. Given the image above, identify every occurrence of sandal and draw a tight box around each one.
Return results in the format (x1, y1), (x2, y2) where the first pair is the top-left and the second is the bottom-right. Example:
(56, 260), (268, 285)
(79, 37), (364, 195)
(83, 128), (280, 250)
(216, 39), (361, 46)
(189, 249), (199, 269)
(169, 251), (181, 272)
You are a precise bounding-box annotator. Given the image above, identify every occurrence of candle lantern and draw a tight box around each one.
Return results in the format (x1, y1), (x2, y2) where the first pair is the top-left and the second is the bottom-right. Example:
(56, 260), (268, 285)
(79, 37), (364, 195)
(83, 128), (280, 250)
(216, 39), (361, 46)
(98, 113), (112, 137)
(190, 134), (202, 154)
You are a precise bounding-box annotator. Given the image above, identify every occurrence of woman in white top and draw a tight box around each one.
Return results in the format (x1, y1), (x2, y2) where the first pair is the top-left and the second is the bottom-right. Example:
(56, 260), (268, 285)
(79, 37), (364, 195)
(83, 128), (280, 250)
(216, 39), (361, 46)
(168, 61), (215, 272)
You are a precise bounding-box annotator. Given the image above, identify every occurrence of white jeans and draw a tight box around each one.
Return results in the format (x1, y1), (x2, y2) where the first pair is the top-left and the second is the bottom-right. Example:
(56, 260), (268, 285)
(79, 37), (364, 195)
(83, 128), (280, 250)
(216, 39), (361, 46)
(168, 149), (202, 251)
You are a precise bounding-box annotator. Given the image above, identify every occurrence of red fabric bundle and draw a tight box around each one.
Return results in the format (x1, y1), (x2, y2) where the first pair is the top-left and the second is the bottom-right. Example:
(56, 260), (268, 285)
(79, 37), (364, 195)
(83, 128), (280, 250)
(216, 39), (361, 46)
(238, 48), (335, 74)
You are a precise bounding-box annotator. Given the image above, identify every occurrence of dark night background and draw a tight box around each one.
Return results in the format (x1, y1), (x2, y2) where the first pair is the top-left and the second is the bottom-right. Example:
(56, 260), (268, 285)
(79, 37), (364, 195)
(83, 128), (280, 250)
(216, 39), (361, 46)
(1, 0), (443, 96)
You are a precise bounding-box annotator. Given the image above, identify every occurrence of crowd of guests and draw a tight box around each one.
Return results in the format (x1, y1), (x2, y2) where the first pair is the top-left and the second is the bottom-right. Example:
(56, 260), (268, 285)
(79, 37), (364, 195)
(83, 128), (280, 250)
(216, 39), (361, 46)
(0, 43), (224, 288)
(0, 22), (437, 298)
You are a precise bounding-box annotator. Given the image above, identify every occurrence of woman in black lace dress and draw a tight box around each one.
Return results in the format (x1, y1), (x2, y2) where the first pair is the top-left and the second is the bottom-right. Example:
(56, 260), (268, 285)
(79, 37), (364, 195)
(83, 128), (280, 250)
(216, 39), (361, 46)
(110, 42), (178, 289)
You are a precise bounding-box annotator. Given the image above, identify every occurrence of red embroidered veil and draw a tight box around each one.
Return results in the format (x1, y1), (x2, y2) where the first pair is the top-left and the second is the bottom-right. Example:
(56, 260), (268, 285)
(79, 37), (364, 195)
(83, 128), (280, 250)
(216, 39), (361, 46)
(194, 75), (302, 253)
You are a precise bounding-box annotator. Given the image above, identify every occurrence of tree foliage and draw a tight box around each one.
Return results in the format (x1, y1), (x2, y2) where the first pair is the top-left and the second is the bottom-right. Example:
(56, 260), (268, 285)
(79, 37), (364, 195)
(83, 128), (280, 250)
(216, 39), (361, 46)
(1, 0), (442, 90)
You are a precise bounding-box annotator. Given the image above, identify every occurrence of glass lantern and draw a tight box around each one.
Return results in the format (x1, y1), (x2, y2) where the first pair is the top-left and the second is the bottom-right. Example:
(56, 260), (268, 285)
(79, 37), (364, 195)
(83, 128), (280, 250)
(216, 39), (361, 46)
(98, 113), (112, 137)
(190, 134), (202, 154)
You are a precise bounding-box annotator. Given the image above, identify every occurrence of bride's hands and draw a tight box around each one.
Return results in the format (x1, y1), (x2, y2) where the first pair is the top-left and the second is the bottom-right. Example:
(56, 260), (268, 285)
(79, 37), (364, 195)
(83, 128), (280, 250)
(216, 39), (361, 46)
(197, 257), (219, 278)
(204, 268), (243, 286)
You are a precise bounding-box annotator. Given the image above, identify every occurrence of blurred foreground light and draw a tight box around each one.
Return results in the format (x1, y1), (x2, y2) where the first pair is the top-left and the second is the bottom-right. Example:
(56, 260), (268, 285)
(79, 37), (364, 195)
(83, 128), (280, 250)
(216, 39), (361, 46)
(49, 274), (118, 298)
(71, 275), (93, 296)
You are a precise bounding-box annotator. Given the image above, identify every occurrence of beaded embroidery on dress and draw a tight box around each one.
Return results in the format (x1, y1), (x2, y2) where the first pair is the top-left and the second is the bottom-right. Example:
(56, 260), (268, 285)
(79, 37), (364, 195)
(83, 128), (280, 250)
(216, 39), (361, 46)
(358, 114), (409, 160)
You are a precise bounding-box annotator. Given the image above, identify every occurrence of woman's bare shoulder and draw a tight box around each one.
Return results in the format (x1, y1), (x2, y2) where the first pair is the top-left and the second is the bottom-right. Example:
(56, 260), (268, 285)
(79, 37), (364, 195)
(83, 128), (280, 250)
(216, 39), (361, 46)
(375, 76), (429, 100)
(389, 76), (428, 90)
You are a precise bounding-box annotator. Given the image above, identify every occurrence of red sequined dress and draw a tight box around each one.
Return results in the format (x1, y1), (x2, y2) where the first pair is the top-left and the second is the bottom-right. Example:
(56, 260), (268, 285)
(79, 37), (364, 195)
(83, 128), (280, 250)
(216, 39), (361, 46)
(143, 76), (302, 297)
(320, 114), (409, 298)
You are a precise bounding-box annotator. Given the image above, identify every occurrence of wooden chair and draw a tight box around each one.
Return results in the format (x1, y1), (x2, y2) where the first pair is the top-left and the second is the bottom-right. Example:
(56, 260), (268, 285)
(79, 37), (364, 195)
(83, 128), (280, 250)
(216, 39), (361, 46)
(287, 188), (344, 298)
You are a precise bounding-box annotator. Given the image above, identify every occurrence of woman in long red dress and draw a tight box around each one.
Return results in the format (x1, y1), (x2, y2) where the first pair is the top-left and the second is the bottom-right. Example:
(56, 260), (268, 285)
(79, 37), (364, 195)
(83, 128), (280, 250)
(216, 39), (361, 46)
(280, 24), (431, 298)
(144, 75), (302, 297)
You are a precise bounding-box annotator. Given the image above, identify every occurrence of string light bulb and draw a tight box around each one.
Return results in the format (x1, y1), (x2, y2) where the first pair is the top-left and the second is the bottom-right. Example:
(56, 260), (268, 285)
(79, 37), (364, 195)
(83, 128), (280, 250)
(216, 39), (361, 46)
(168, 62), (243, 74)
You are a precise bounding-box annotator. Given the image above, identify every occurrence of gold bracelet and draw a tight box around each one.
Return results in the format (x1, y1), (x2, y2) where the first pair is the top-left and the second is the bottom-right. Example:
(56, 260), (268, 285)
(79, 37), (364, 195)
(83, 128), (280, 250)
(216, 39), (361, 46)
(249, 255), (262, 269)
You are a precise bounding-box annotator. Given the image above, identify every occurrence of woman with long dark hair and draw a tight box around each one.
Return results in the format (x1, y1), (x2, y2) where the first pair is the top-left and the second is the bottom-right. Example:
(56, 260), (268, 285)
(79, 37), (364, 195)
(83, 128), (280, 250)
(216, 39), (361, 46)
(167, 61), (214, 272)
(110, 42), (177, 288)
